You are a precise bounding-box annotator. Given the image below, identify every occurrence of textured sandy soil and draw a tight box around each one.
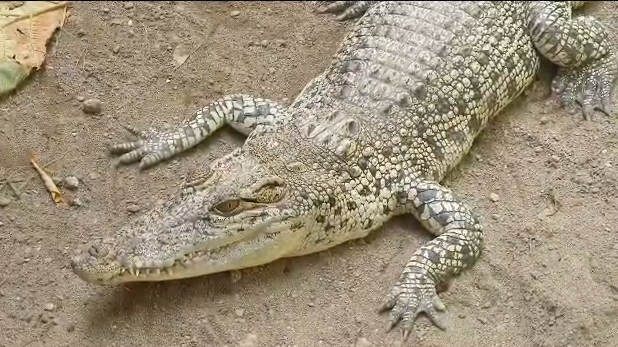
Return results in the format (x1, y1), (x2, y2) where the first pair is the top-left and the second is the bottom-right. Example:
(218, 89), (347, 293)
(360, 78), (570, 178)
(1, 2), (618, 347)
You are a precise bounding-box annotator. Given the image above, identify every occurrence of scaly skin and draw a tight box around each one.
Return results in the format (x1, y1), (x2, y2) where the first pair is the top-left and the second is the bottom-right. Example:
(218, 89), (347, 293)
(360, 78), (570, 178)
(70, 1), (617, 339)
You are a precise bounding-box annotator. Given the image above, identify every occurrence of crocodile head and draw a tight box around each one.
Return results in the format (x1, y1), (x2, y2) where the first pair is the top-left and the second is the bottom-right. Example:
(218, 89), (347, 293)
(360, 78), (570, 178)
(70, 145), (319, 285)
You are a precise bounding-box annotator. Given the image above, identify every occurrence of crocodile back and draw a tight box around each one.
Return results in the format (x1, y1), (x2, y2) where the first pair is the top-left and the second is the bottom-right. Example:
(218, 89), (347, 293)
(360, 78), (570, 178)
(279, 1), (539, 182)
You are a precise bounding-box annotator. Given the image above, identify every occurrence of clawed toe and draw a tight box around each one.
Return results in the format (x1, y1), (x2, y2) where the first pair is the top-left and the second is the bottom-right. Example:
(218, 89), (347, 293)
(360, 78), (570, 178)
(120, 124), (143, 137)
(380, 277), (448, 341)
(552, 58), (617, 120)
(109, 140), (144, 154)
(117, 147), (148, 164)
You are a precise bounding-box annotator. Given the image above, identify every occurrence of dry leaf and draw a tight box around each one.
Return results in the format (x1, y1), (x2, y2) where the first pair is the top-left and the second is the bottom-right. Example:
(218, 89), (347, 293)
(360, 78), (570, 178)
(30, 154), (63, 204)
(0, 1), (68, 96)
(172, 44), (191, 67)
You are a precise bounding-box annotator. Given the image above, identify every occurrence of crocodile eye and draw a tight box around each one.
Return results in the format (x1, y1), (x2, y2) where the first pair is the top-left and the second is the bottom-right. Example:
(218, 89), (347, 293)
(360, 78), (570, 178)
(212, 199), (241, 215)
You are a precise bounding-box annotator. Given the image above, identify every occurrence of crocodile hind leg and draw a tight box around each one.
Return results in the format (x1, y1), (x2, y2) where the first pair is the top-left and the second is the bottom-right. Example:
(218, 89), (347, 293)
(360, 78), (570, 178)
(110, 95), (287, 170)
(384, 179), (484, 339)
(527, 1), (618, 119)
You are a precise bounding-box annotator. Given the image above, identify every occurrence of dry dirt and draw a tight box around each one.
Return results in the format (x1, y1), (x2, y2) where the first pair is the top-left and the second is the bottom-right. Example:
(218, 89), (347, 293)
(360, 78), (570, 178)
(1, 2), (618, 347)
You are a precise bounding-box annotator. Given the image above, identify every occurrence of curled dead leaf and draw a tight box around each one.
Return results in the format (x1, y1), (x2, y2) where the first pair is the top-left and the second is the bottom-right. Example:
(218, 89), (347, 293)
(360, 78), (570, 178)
(30, 155), (63, 204)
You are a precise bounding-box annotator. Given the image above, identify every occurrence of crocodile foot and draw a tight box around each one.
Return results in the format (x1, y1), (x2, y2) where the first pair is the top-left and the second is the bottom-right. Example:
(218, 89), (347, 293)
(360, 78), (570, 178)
(552, 54), (618, 120)
(380, 271), (447, 340)
(109, 124), (180, 170)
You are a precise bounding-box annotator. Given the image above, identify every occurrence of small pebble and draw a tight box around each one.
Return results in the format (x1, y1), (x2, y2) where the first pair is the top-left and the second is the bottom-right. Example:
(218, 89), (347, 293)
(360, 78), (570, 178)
(540, 116), (548, 125)
(112, 45), (120, 54)
(43, 303), (55, 311)
(235, 308), (245, 317)
(491, 214), (500, 220)
(356, 337), (371, 347)
(68, 197), (83, 207)
(126, 204), (141, 213)
(64, 176), (79, 190)
(40, 314), (51, 324)
(489, 193), (500, 202)
(82, 98), (102, 114)
(260, 40), (269, 47)
(76, 95), (85, 102)
(230, 10), (240, 17)
(0, 197), (10, 207)
(124, 2), (133, 9)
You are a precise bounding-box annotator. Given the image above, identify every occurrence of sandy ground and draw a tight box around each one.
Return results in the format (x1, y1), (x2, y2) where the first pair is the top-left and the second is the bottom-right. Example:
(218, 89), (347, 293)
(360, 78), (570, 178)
(1, 2), (618, 347)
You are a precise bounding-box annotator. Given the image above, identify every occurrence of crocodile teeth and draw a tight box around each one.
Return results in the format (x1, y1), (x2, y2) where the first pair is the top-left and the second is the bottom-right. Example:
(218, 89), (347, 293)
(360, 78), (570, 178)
(164, 268), (173, 276)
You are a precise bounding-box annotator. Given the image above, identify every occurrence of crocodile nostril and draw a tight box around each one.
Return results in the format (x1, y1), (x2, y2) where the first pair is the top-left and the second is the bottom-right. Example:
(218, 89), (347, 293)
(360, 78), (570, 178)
(88, 245), (109, 257)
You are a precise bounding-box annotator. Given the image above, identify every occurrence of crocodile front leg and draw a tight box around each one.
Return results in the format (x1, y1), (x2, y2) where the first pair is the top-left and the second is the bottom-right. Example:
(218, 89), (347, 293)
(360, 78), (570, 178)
(527, 1), (618, 119)
(385, 179), (484, 339)
(110, 94), (287, 169)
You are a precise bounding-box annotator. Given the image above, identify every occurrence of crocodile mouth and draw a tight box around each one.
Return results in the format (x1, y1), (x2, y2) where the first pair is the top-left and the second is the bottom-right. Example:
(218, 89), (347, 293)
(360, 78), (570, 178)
(70, 215), (296, 285)
(71, 240), (246, 284)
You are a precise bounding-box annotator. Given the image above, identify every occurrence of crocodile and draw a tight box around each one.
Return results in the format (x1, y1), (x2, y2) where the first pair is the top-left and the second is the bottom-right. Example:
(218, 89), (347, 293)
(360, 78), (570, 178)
(70, 1), (617, 339)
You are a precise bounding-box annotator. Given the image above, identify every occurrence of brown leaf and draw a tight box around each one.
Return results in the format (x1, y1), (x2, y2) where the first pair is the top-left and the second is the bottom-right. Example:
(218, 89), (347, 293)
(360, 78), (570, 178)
(0, 1), (68, 95)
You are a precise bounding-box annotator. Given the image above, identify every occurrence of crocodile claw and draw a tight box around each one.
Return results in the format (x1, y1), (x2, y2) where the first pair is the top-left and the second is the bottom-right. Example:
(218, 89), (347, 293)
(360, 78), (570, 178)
(551, 56), (618, 120)
(380, 271), (447, 340)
